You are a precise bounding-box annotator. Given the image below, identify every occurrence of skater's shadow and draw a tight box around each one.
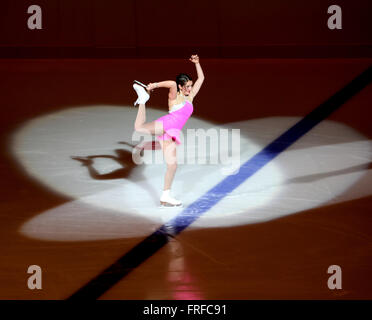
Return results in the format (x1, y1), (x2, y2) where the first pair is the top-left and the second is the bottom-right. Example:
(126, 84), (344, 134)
(71, 141), (161, 205)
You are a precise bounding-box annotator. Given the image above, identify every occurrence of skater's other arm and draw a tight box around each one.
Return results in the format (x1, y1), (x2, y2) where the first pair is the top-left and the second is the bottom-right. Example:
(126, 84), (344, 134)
(147, 81), (177, 100)
(189, 55), (204, 98)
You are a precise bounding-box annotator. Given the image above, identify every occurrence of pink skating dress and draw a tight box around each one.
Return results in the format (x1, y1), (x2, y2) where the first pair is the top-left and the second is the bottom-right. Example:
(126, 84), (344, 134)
(155, 98), (193, 145)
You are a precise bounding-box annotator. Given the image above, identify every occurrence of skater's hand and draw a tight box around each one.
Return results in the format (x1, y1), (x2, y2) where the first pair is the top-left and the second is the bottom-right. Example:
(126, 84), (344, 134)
(147, 83), (157, 91)
(189, 54), (199, 64)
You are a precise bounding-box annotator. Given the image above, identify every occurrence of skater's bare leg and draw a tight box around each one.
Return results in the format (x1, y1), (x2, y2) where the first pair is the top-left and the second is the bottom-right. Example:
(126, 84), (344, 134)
(134, 104), (164, 135)
(161, 140), (178, 190)
(134, 103), (146, 129)
(133, 83), (164, 135)
(159, 140), (181, 206)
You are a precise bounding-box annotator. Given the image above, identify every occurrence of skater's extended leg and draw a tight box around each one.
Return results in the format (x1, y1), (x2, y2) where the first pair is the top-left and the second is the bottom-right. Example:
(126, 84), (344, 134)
(134, 104), (164, 135)
(133, 84), (165, 135)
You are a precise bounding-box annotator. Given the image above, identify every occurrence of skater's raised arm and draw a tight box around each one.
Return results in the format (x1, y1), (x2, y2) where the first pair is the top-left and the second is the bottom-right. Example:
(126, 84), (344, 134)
(147, 81), (177, 100)
(189, 55), (204, 98)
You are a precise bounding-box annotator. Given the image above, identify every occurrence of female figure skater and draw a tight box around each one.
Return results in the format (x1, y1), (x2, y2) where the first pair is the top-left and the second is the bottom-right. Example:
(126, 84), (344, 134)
(132, 54), (205, 207)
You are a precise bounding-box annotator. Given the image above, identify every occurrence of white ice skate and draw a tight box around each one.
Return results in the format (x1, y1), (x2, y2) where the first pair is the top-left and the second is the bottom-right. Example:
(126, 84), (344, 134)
(133, 82), (150, 106)
(160, 189), (182, 207)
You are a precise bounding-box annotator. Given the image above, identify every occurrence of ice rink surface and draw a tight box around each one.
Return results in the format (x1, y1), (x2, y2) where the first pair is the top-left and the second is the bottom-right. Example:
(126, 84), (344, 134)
(0, 58), (371, 299)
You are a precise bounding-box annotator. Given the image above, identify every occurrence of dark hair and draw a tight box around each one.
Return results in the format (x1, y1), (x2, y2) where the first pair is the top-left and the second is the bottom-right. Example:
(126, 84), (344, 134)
(176, 73), (192, 92)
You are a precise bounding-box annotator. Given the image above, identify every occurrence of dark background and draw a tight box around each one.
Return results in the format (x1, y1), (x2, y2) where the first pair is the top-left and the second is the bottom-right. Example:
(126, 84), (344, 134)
(0, 0), (371, 57)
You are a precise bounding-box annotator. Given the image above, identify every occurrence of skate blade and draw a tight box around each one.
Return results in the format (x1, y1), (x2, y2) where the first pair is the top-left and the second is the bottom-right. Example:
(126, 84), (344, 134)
(160, 201), (182, 207)
(134, 80), (148, 88)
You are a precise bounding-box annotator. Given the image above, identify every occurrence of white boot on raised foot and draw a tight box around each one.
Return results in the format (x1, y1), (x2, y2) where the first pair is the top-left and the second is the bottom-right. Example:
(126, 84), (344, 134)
(133, 83), (150, 106)
(160, 189), (182, 207)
